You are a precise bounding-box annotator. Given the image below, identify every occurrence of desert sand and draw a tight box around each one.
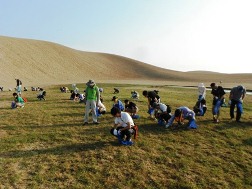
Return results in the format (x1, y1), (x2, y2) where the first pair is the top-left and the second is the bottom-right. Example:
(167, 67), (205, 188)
(1, 36), (252, 89)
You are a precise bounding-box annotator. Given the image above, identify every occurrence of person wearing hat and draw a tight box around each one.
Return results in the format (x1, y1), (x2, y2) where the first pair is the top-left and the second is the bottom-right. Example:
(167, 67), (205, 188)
(83, 80), (100, 125)
(210, 82), (226, 123)
(112, 96), (124, 111)
(229, 85), (246, 122)
(165, 106), (197, 129)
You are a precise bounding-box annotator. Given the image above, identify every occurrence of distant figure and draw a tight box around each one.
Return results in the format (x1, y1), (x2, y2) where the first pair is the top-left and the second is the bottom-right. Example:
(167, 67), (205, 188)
(24, 87), (28, 91)
(131, 91), (139, 99)
(15, 79), (22, 95)
(166, 106), (197, 129)
(72, 84), (79, 94)
(113, 88), (120, 94)
(210, 82), (226, 123)
(0, 87), (3, 91)
(37, 89), (46, 100)
(229, 85), (246, 123)
(83, 80), (100, 125)
(99, 88), (104, 93)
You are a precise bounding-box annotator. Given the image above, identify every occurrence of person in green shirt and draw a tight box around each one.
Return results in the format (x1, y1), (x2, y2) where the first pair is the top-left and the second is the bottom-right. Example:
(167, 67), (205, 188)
(83, 80), (100, 125)
(12, 92), (24, 108)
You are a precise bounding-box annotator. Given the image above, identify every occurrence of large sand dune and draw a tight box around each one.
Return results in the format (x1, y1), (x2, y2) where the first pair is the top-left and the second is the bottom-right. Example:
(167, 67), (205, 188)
(1, 36), (252, 89)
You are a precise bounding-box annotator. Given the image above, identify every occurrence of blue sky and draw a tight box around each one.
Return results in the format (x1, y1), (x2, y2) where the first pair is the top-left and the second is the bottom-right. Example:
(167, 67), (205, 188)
(1, 0), (252, 73)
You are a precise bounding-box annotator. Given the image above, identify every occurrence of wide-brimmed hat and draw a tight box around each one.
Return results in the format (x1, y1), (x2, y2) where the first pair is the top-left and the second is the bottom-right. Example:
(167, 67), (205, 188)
(86, 79), (95, 86)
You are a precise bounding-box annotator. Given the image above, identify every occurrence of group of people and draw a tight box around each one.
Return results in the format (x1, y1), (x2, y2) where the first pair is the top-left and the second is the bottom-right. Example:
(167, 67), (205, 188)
(82, 79), (247, 146)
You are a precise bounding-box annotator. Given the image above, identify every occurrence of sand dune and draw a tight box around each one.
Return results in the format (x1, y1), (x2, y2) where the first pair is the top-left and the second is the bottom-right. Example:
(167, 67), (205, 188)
(0, 35), (252, 89)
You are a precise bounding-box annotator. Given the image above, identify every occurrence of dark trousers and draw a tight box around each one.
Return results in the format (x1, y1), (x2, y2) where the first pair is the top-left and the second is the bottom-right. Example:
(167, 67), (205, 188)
(230, 100), (243, 121)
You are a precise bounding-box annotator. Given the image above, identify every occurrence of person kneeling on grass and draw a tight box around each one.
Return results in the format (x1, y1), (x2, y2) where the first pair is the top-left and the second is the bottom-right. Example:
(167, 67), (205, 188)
(12, 92), (24, 109)
(110, 107), (135, 146)
(165, 106), (198, 129)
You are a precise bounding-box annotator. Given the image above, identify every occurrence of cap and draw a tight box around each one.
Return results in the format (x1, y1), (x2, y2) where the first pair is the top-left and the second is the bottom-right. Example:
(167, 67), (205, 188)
(111, 96), (118, 101)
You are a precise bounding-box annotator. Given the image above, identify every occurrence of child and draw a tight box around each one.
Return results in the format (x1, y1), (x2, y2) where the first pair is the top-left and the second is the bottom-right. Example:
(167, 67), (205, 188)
(12, 92), (24, 108)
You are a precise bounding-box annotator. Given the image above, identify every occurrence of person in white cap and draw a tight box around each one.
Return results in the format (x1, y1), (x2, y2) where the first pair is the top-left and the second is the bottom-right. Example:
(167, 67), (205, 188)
(83, 79), (100, 125)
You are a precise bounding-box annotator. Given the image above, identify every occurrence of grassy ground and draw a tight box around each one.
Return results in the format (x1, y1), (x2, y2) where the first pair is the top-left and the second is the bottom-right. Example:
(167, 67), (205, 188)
(0, 83), (252, 189)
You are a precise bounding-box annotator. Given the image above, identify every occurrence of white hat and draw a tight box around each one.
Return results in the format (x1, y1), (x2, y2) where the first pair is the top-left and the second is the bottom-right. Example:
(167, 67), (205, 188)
(198, 83), (205, 87)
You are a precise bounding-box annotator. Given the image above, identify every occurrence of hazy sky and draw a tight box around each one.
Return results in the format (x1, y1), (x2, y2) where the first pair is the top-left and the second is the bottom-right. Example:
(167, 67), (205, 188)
(1, 0), (252, 73)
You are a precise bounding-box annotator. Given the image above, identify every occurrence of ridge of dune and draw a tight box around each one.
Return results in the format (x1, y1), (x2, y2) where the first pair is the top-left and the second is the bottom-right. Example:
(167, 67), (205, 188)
(0, 35), (252, 89)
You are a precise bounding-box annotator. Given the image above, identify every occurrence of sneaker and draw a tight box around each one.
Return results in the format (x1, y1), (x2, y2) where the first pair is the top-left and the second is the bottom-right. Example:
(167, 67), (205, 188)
(83, 122), (88, 125)
(213, 119), (219, 123)
(236, 120), (242, 123)
(165, 124), (171, 129)
(93, 122), (100, 125)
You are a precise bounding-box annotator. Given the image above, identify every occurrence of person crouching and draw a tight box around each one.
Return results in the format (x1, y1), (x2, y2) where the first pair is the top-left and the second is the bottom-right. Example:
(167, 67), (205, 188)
(165, 106), (198, 129)
(110, 107), (134, 146)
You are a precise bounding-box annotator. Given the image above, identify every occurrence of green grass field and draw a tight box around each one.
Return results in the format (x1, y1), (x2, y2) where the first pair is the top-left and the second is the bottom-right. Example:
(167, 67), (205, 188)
(0, 83), (251, 189)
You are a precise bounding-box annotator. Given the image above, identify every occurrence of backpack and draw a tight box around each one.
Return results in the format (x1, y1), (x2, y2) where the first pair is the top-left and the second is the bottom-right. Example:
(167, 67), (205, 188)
(22, 97), (28, 102)
(132, 125), (139, 139)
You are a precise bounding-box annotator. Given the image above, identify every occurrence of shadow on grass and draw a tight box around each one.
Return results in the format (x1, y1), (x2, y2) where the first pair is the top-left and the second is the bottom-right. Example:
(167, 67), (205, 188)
(139, 118), (196, 134)
(242, 137), (252, 146)
(213, 120), (252, 130)
(0, 141), (116, 158)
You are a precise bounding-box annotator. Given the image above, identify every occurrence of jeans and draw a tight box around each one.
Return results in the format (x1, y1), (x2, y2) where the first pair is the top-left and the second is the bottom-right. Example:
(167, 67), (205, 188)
(230, 100), (243, 121)
(213, 100), (222, 115)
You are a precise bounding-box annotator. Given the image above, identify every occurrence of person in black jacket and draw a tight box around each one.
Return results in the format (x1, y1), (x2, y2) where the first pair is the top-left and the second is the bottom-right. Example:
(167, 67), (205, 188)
(142, 90), (160, 119)
(210, 83), (226, 123)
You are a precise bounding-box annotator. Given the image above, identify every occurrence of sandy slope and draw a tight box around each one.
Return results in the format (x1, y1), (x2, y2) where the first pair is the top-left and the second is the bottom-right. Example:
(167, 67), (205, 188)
(0, 36), (252, 89)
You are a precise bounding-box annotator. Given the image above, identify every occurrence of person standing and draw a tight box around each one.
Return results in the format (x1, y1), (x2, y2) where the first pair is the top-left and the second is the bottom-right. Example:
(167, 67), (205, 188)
(15, 79), (22, 96)
(83, 80), (100, 125)
(210, 82), (226, 123)
(198, 83), (206, 101)
(229, 85), (246, 122)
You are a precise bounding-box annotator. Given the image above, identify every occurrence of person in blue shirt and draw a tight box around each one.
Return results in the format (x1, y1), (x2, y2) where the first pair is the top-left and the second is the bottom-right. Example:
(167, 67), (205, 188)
(166, 106), (197, 129)
(112, 96), (124, 111)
